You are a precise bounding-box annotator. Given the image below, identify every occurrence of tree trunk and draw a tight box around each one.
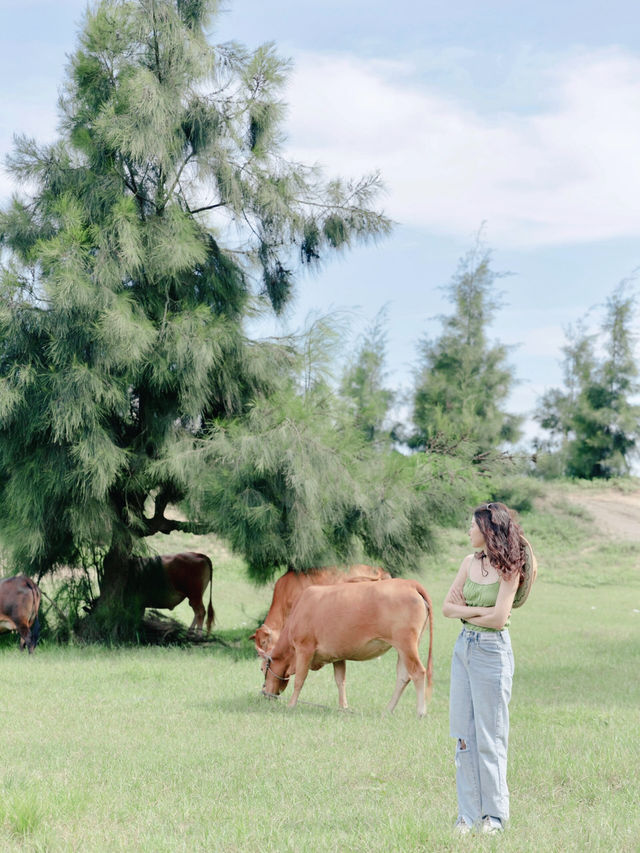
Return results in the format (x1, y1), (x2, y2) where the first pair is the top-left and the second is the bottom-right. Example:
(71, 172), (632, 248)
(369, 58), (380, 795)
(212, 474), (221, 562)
(83, 537), (145, 642)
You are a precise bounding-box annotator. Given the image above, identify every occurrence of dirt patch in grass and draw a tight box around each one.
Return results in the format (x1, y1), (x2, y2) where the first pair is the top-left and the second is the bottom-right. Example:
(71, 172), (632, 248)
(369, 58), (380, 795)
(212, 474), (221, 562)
(563, 488), (640, 542)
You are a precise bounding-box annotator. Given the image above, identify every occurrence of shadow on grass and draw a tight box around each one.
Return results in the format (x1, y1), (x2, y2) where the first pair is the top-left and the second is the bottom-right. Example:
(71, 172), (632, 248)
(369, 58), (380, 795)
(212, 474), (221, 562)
(0, 633), (22, 653)
(198, 627), (258, 660)
(0, 611), (261, 657)
(132, 611), (260, 658)
(199, 691), (368, 719)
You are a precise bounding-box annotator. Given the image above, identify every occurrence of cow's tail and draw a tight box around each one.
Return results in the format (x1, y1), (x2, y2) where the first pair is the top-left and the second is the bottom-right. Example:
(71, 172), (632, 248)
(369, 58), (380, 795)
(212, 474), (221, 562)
(23, 576), (42, 651)
(30, 615), (41, 650)
(412, 580), (434, 703)
(205, 556), (215, 633)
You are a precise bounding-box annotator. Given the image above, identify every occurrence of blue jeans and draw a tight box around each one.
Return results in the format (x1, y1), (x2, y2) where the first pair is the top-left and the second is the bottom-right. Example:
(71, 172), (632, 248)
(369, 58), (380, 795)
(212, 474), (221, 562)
(449, 627), (514, 826)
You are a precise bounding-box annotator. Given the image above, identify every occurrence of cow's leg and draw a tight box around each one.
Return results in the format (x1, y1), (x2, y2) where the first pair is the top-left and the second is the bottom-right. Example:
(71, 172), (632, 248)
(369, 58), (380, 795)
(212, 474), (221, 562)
(288, 649), (312, 708)
(187, 597), (205, 636)
(412, 666), (427, 718)
(405, 646), (427, 718)
(17, 624), (31, 653)
(388, 645), (427, 717)
(26, 633), (36, 654)
(333, 660), (348, 709)
(385, 653), (411, 714)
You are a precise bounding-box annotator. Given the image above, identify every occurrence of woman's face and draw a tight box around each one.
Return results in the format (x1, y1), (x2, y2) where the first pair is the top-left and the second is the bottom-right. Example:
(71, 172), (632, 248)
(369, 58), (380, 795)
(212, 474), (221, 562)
(469, 516), (486, 550)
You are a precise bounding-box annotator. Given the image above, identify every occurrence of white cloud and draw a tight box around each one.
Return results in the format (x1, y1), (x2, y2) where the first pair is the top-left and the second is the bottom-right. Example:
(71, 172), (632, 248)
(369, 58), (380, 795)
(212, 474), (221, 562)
(4, 43), (640, 252)
(284, 48), (640, 248)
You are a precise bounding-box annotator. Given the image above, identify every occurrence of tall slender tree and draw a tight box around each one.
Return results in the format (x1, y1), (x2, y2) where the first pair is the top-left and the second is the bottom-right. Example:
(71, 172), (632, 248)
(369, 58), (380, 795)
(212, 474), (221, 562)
(339, 309), (395, 446)
(0, 0), (392, 635)
(410, 242), (521, 457)
(534, 319), (597, 473)
(535, 283), (640, 478)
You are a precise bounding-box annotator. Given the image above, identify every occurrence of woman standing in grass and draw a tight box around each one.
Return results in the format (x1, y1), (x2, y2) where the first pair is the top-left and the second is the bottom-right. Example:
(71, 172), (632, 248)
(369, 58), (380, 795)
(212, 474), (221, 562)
(442, 501), (536, 836)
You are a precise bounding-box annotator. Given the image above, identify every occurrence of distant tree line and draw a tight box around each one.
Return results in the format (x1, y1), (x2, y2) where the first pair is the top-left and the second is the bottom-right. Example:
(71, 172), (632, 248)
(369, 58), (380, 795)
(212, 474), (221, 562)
(337, 255), (639, 480)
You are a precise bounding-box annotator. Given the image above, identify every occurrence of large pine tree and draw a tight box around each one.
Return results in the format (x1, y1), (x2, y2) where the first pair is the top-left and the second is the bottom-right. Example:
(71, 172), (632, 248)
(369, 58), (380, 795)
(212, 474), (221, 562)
(0, 0), (395, 634)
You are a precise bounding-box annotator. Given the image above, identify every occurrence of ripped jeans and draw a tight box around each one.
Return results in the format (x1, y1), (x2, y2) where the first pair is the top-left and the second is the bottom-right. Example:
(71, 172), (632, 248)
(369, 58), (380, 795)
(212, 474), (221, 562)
(449, 627), (514, 826)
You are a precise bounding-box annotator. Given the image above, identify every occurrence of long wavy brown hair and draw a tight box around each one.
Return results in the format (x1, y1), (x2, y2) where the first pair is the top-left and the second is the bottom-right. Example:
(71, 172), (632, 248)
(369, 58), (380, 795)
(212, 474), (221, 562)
(474, 501), (526, 583)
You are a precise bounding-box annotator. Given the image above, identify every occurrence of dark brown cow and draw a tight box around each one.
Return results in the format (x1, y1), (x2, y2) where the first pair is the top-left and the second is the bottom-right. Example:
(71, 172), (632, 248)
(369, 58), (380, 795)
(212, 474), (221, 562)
(250, 564), (391, 655)
(141, 552), (214, 635)
(0, 575), (41, 653)
(259, 578), (434, 716)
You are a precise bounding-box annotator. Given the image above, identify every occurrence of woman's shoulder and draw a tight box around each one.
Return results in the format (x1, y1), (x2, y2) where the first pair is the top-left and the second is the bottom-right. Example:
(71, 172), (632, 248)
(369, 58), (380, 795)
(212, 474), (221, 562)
(463, 552), (485, 579)
(455, 553), (475, 579)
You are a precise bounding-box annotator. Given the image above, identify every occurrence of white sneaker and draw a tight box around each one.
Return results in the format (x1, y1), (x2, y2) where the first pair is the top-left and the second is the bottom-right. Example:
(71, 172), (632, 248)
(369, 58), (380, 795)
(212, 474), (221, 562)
(481, 816), (504, 834)
(454, 817), (472, 835)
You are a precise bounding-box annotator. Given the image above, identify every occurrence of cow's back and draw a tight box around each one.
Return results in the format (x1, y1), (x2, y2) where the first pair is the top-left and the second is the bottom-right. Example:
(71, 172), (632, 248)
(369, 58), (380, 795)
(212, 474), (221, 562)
(308, 565), (390, 586)
(162, 552), (211, 589)
(254, 565), (391, 654)
(141, 552), (211, 609)
(0, 575), (41, 638)
(267, 565), (388, 623)
(286, 578), (430, 658)
(269, 571), (315, 621)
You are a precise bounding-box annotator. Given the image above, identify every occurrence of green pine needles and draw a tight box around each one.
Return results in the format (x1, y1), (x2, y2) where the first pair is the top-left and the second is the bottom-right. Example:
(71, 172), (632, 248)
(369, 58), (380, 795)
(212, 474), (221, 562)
(534, 283), (640, 479)
(2, 0), (460, 639)
(410, 241), (522, 458)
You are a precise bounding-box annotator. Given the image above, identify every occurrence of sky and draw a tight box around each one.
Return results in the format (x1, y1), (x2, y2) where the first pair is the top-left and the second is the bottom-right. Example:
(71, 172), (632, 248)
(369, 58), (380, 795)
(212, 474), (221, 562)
(1, 0), (639, 449)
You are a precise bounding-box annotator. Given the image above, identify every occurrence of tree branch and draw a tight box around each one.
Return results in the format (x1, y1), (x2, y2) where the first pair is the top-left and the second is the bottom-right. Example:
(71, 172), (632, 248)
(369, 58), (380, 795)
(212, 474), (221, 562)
(142, 515), (214, 536)
(189, 202), (226, 215)
(140, 488), (215, 536)
(164, 152), (195, 201)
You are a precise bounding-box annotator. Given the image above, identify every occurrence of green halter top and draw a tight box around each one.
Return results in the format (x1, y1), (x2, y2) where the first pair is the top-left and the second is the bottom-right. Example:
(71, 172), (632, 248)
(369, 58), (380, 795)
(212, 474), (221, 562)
(462, 578), (510, 632)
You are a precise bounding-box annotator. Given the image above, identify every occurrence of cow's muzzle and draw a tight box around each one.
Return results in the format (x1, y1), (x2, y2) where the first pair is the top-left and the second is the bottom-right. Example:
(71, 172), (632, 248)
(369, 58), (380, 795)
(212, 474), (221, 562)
(261, 655), (290, 698)
(261, 689), (280, 699)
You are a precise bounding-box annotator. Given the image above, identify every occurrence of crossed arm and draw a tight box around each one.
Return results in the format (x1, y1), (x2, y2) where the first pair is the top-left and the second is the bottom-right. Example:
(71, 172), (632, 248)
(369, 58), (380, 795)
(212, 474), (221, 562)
(442, 555), (519, 631)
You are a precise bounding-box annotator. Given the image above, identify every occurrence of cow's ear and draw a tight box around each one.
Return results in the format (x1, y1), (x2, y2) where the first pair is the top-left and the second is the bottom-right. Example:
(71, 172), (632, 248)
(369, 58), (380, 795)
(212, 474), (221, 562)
(249, 632), (256, 640)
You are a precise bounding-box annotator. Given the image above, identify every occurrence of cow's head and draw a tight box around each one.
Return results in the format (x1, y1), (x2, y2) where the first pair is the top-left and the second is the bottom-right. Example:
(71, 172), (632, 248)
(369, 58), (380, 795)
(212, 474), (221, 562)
(257, 647), (291, 698)
(250, 624), (280, 656)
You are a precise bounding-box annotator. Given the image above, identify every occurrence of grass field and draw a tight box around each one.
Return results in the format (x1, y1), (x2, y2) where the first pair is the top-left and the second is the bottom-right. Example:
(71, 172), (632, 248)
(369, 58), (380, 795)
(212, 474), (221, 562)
(0, 483), (638, 852)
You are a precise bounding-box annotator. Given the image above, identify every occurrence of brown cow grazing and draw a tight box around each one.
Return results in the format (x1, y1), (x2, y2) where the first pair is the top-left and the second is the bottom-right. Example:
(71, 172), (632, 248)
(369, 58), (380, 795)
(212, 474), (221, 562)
(259, 578), (434, 717)
(0, 575), (41, 653)
(251, 564), (390, 655)
(139, 552), (214, 635)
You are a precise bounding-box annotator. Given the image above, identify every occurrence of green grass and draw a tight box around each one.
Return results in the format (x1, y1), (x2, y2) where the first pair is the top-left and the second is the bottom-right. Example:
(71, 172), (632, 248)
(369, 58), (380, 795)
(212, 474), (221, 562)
(1, 485), (639, 851)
